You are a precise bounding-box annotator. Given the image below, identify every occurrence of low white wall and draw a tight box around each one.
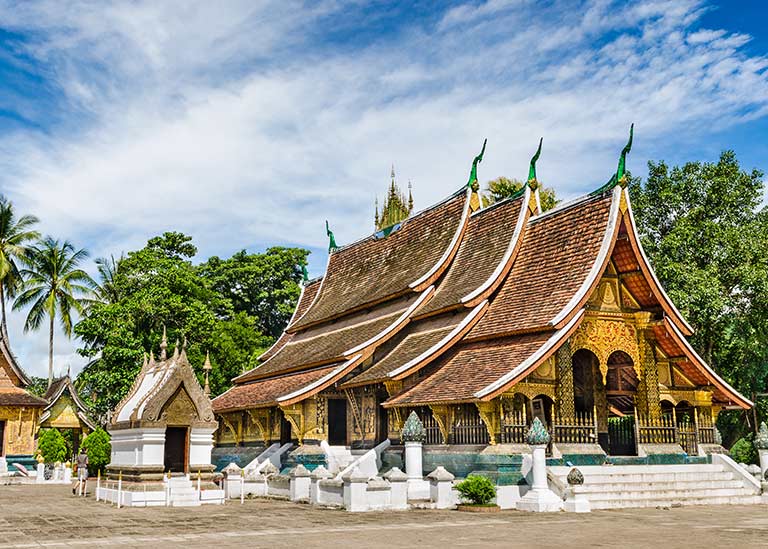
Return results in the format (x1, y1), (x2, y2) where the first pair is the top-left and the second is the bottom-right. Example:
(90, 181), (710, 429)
(189, 427), (216, 467)
(109, 428), (165, 467)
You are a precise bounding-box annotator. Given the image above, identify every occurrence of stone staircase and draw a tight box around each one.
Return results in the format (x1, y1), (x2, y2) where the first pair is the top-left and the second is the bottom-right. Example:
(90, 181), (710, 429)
(326, 446), (355, 474)
(166, 476), (200, 507)
(549, 463), (762, 509)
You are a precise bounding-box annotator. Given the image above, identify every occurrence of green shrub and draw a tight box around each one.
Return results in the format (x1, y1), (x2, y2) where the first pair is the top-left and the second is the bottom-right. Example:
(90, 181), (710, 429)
(37, 429), (68, 463)
(730, 436), (758, 465)
(455, 475), (496, 505)
(81, 428), (112, 475)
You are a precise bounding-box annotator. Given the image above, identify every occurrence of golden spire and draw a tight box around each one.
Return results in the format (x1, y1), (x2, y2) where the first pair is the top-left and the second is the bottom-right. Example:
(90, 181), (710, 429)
(203, 352), (212, 397)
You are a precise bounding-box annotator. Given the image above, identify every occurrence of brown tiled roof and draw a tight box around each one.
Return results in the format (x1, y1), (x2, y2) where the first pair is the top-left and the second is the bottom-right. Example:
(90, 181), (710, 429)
(468, 192), (615, 340)
(342, 324), (458, 387)
(213, 365), (340, 412)
(417, 195), (524, 316)
(0, 388), (47, 407)
(291, 190), (467, 329)
(385, 332), (553, 406)
(258, 278), (322, 363)
(237, 304), (407, 382)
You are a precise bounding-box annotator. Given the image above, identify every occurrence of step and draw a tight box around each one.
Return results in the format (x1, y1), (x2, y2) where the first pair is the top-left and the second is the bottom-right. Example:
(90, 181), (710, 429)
(550, 464), (723, 475)
(590, 494), (762, 510)
(572, 479), (747, 494)
(556, 471), (736, 484)
(584, 487), (756, 502)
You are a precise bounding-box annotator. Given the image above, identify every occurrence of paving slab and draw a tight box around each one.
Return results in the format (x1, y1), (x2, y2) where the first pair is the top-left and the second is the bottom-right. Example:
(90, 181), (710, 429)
(1, 484), (767, 548)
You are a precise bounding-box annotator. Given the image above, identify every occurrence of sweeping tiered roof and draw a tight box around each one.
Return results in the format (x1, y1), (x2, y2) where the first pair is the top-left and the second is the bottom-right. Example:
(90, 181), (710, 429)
(213, 146), (751, 415)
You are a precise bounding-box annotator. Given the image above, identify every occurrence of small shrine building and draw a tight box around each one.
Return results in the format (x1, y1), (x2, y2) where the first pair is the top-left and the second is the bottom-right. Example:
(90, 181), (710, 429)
(212, 134), (750, 462)
(40, 374), (97, 457)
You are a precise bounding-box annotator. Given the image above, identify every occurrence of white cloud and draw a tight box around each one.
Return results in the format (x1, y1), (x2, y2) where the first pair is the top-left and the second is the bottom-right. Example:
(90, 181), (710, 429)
(0, 0), (767, 377)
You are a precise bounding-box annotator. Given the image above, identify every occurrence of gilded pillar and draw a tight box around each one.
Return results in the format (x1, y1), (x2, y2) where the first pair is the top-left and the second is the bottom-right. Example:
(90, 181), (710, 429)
(593, 361), (608, 433)
(641, 335), (661, 419)
(556, 341), (575, 420)
(429, 405), (451, 444)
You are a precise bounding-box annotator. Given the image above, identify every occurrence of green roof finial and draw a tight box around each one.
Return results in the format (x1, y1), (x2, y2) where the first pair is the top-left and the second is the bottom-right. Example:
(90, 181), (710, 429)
(527, 137), (543, 184)
(301, 264), (309, 283)
(325, 220), (337, 253)
(616, 123), (634, 186)
(466, 138), (487, 191)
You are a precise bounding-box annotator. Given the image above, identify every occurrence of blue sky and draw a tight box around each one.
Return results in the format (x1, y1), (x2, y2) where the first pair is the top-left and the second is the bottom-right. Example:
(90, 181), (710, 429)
(0, 0), (766, 378)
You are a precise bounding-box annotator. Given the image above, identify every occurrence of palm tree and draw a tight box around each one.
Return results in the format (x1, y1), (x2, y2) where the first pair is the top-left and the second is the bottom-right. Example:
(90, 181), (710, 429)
(13, 237), (95, 387)
(0, 196), (40, 342)
(92, 254), (124, 305)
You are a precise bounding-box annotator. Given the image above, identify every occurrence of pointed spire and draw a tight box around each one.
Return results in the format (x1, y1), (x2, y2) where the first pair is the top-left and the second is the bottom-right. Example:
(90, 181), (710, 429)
(203, 352), (212, 397)
(149, 350), (155, 365)
(160, 325), (168, 360)
(391, 163), (395, 182)
(408, 181), (413, 212)
(172, 339), (180, 359)
(182, 336), (187, 350)
(302, 264), (309, 284)
(616, 123), (634, 186)
(466, 138), (487, 191)
(374, 197), (379, 228)
(527, 137), (543, 186)
(326, 220), (338, 253)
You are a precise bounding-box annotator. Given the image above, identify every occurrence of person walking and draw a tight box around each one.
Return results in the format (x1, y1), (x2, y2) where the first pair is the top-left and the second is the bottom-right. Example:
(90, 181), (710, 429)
(73, 449), (88, 496)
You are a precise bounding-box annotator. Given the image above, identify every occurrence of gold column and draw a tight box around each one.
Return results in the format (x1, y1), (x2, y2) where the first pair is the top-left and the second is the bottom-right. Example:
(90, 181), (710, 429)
(429, 405), (451, 444)
(593, 361), (608, 433)
(641, 335), (662, 419)
(475, 401), (499, 445)
(556, 341), (575, 420)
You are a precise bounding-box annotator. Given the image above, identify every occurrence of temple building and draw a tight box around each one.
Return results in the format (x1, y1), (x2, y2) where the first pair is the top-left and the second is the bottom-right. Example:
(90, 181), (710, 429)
(212, 134), (749, 469)
(0, 336), (47, 472)
(40, 374), (97, 457)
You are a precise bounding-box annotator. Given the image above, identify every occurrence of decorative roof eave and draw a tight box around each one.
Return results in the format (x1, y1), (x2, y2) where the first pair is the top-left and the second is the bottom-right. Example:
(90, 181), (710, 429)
(461, 186), (532, 307)
(341, 300), (488, 389)
(622, 188), (695, 336)
(0, 336), (30, 387)
(474, 309), (586, 401)
(343, 286), (435, 356)
(663, 318), (752, 409)
(548, 186), (623, 330)
(276, 354), (363, 407)
(383, 396), (480, 409)
(238, 287), (433, 384)
(387, 300), (488, 381)
(408, 187), (472, 292)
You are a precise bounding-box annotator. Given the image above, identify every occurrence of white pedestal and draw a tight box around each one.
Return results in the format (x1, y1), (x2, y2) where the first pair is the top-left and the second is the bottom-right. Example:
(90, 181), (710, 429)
(516, 445), (563, 513)
(36, 463), (45, 484)
(405, 441), (423, 480)
(758, 449), (768, 481)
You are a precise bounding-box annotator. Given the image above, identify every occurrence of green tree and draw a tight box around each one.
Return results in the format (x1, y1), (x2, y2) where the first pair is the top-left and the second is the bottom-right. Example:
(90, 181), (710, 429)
(482, 176), (559, 212)
(0, 196), (39, 341)
(13, 238), (95, 387)
(92, 254), (124, 305)
(75, 233), (288, 418)
(80, 428), (111, 475)
(37, 428), (68, 463)
(629, 151), (768, 437)
(198, 247), (309, 338)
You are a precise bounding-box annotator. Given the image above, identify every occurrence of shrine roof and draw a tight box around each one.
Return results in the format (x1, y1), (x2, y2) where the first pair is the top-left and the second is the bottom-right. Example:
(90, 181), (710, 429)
(416, 193), (526, 317)
(213, 364), (341, 412)
(0, 387), (47, 407)
(42, 375), (97, 430)
(290, 189), (468, 330)
(468, 188), (618, 340)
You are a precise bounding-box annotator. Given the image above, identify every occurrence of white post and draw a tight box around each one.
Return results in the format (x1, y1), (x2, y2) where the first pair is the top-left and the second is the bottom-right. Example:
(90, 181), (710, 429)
(240, 470), (245, 505)
(36, 463), (45, 484)
(96, 470), (101, 502)
(404, 441), (423, 481)
(197, 471), (202, 502)
(310, 465), (332, 505)
(755, 423), (768, 483)
(427, 466), (455, 509)
(384, 467), (408, 510)
(342, 466), (369, 512)
(83, 477), (87, 497)
(117, 471), (123, 509)
(290, 464), (311, 502)
(516, 419), (563, 512)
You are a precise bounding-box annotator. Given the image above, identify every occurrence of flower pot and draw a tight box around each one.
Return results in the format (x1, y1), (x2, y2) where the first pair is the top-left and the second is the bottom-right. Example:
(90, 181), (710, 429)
(456, 504), (500, 513)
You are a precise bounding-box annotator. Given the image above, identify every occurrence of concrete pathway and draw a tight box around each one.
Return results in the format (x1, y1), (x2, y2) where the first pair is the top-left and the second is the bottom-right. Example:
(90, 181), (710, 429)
(1, 484), (767, 548)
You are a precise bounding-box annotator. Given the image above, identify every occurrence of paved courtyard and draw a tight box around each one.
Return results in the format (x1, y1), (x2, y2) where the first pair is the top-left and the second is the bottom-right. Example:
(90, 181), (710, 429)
(1, 484), (767, 548)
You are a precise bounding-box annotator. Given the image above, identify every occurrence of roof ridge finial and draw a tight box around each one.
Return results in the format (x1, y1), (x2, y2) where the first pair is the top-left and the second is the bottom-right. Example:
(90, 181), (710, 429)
(172, 339), (180, 359)
(149, 350), (155, 365)
(616, 123), (634, 187)
(408, 181), (413, 212)
(391, 163), (395, 182)
(182, 336), (188, 350)
(326, 220), (338, 253)
(160, 325), (168, 360)
(301, 264), (309, 284)
(203, 351), (212, 397)
(466, 138), (487, 191)
(527, 137), (543, 187)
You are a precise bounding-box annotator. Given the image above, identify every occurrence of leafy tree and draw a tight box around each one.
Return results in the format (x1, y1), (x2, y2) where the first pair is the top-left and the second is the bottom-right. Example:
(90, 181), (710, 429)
(629, 151), (768, 438)
(198, 247), (308, 338)
(37, 428), (68, 463)
(80, 428), (111, 475)
(0, 196), (39, 341)
(25, 375), (49, 397)
(13, 238), (95, 387)
(75, 233), (291, 418)
(92, 254), (124, 305)
(482, 176), (558, 212)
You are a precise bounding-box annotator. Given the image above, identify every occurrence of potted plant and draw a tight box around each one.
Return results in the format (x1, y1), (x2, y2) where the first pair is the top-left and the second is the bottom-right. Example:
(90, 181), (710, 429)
(455, 474), (499, 512)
